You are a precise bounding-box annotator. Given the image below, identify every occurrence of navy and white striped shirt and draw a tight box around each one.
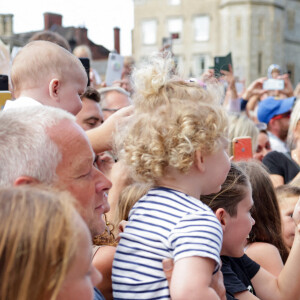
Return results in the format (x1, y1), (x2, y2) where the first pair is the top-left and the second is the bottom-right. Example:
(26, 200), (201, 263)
(112, 187), (223, 299)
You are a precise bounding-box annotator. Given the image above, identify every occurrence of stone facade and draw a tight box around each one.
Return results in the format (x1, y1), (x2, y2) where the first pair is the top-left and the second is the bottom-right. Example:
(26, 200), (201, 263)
(133, 0), (300, 86)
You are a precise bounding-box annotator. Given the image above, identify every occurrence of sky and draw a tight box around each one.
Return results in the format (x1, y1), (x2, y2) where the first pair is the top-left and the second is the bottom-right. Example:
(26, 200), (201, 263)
(1, 0), (134, 55)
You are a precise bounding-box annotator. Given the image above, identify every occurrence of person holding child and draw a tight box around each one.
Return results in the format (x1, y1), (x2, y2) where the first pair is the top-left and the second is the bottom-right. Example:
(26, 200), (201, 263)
(112, 54), (230, 299)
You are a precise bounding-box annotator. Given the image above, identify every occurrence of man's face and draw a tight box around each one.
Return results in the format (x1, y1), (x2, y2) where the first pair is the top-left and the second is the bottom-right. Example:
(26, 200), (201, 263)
(76, 97), (104, 131)
(102, 91), (131, 120)
(49, 119), (112, 236)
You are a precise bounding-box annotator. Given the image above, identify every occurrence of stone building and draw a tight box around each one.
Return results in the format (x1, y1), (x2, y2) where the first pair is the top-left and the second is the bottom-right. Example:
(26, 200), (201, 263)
(132, 0), (300, 85)
(0, 12), (114, 78)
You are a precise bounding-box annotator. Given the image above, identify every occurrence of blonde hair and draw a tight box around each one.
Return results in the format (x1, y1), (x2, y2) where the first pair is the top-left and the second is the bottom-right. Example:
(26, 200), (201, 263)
(132, 54), (223, 111)
(288, 98), (300, 149)
(11, 40), (86, 97)
(119, 54), (228, 184)
(73, 45), (92, 60)
(114, 183), (152, 226)
(0, 186), (81, 300)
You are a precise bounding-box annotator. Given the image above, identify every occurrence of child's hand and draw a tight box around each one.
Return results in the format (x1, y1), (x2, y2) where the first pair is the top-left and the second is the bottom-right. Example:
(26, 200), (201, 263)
(292, 197), (300, 225)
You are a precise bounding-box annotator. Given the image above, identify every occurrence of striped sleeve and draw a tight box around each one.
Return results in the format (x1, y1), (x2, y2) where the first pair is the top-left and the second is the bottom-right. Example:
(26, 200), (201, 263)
(168, 209), (223, 270)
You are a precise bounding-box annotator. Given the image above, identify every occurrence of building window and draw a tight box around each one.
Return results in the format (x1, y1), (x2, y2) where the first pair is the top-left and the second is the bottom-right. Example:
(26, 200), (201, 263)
(193, 54), (209, 77)
(258, 52), (262, 75)
(168, 0), (181, 5)
(258, 17), (264, 40)
(173, 55), (184, 73)
(142, 20), (157, 45)
(276, 21), (281, 42)
(167, 17), (183, 41)
(287, 63), (295, 85)
(287, 10), (295, 30)
(194, 16), (210, 42)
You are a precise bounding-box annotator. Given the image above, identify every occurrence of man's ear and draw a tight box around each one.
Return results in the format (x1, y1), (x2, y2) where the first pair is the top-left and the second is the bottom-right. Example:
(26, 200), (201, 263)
(14, 176), (40, 186)
(194, 149), (205, 173)
(49, 79), (60, 100)
(215, 208), (228, 231)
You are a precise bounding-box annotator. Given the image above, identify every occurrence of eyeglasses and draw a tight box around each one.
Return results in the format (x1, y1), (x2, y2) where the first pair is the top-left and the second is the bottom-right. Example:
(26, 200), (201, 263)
(271, 111), (291, 121)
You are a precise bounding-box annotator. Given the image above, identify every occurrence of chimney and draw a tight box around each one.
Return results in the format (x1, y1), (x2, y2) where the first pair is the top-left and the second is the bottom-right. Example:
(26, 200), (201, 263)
(75, 27), (88, 44)
(114, 27), (120, 54)
(0, 14), (13, 36)
(44, 12), (62, 30)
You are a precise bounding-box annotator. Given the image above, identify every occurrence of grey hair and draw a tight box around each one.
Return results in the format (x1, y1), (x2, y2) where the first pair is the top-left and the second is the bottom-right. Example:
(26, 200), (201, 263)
(98, 86), (131, 108)
(0, 106), (75, 186)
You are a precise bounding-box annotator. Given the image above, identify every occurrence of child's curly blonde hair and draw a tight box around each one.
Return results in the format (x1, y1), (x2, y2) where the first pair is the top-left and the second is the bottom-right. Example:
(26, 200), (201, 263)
(119, 53), (228, 184)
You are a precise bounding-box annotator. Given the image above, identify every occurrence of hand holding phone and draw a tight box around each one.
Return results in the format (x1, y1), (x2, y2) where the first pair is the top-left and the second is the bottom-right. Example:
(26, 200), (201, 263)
(79, 58), (90, 87)
(263, 79), (284, 91)
(105, 53), (124, 86)
(214, 52), (232, 78)
(232, 136), (252, 161)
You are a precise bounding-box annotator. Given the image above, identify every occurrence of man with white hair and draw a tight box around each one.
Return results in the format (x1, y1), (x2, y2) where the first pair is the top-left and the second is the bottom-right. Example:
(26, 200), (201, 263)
(0, 106), (111, 299)
(98, 86), (131, 121)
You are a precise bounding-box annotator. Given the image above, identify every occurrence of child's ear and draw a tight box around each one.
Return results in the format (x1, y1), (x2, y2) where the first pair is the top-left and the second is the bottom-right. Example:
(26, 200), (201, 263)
(49, 79), (60, 99)
(194, 149), (205, 173)
(215, 208), (228, 231)
(14, 176), (40, 186)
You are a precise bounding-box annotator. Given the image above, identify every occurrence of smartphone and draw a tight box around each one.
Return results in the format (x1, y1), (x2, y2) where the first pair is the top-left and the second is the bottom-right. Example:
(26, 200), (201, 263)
(232, 136), (252, 161)
(263, 79), (284, 91)
(105, 53), (124, 86)
(79, 58), (90, 87)
(214, 52), (232, 77)
(0, 74), (11, 109)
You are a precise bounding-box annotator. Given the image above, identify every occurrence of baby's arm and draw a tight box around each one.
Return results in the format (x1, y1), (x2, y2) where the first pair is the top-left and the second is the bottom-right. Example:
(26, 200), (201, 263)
(170, 256), (220, 300)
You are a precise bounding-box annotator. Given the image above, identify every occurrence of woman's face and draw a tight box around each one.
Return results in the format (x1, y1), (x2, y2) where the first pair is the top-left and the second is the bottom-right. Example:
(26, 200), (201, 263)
(253, 132), (271, 161)
(57, 218), (102, 300)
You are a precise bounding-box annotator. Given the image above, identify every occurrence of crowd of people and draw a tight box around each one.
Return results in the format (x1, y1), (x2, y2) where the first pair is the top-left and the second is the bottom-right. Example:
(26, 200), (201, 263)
(1, 30), (300, 300)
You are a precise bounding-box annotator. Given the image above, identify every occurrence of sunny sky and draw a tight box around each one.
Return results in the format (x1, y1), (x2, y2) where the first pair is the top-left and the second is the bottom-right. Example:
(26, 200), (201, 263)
(1, 0), (134, 55)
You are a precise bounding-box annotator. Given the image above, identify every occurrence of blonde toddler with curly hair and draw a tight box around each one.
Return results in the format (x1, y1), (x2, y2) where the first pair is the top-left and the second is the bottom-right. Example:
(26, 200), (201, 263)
(112, 54), (230, 300)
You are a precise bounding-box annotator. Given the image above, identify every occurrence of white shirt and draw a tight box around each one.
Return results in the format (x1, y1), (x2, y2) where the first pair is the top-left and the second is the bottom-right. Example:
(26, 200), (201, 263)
(268, 131), (289, 153)
(3, 97), (42, 111)
(112, 187), (223, 299)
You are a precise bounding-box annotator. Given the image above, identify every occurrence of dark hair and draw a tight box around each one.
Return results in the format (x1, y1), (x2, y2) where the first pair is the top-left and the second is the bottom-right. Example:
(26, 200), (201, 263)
(201, 163), (250, 217)
(276, 184), (300, 200)
(29, 30), (71, 51)
(81, 87), (100, 103)
(237, 160), (289, 263)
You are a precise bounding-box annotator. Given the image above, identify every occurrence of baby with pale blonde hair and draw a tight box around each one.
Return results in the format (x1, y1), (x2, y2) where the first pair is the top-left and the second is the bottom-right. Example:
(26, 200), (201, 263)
(112, 53), (230, 299)
(5, 40), (87, 115)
